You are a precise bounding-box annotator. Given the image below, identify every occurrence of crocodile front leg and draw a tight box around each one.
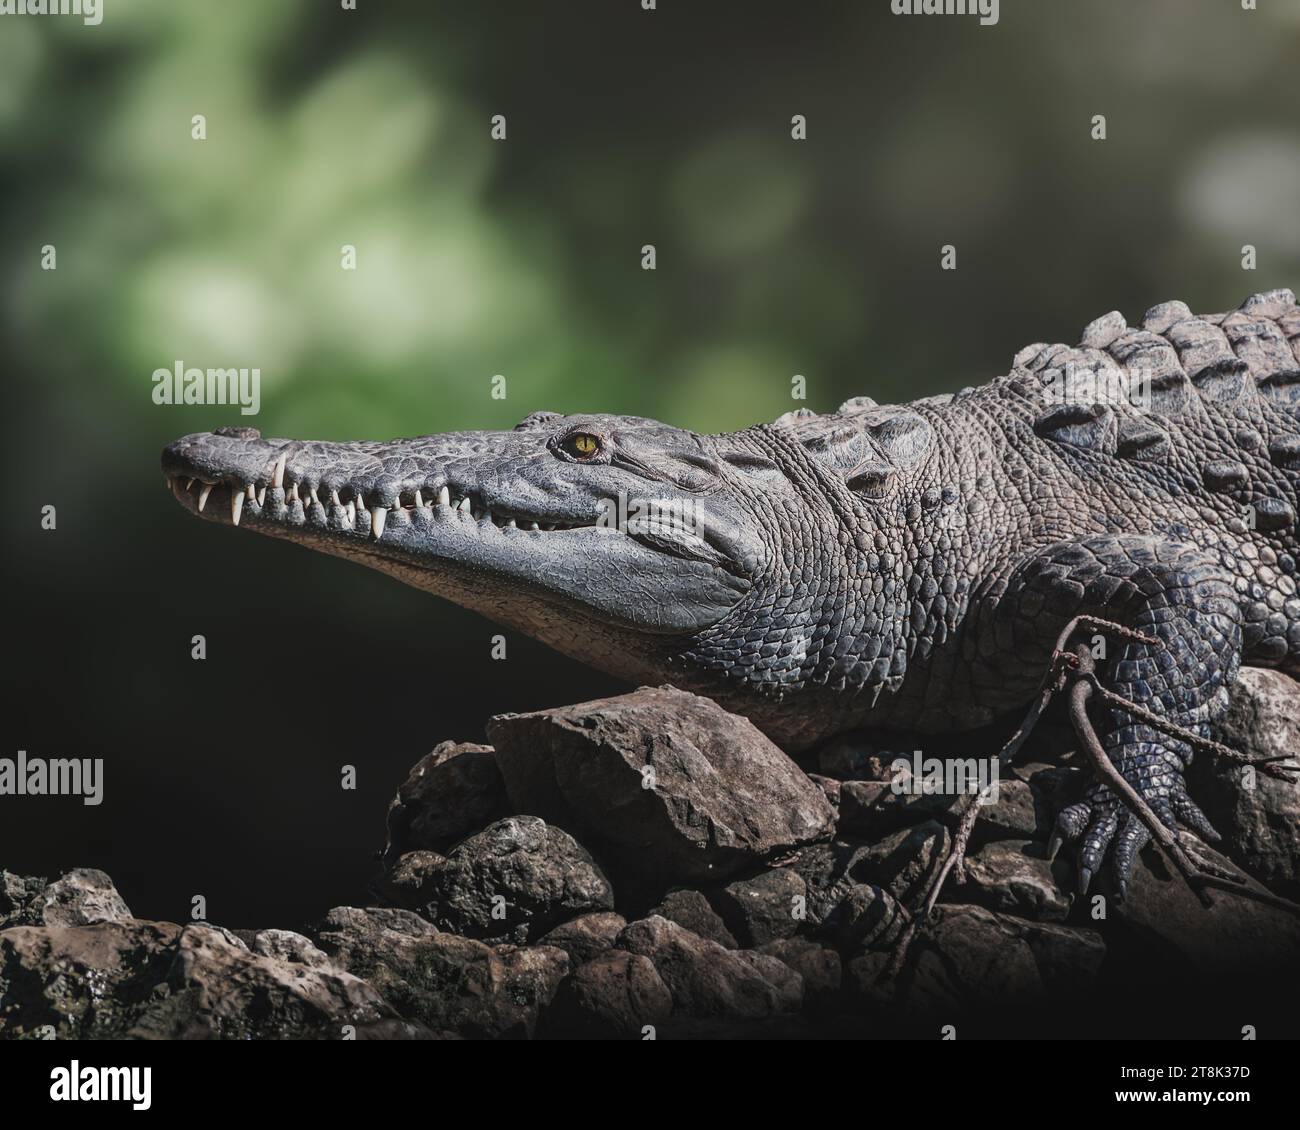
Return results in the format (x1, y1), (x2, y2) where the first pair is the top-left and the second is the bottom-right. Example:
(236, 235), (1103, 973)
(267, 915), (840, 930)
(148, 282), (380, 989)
(1002, 537), (1241, 899)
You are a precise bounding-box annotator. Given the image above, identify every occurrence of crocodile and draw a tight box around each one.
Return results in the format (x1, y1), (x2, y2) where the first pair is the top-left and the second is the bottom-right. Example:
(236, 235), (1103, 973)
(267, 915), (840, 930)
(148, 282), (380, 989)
(162, 288), (1300, 898)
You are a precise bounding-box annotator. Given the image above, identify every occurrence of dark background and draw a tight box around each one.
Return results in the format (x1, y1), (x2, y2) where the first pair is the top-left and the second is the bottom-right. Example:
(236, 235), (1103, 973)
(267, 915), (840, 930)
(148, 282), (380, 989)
(2, 0), (1297, 929)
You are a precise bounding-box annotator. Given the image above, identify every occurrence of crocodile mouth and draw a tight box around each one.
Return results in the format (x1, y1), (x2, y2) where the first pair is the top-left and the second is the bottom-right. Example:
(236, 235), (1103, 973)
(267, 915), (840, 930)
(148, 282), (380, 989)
(162, 458), (748, 583)
(162, 431), (754, 634)
(164, 467), (602, 539)
(161, 437), (747, 575)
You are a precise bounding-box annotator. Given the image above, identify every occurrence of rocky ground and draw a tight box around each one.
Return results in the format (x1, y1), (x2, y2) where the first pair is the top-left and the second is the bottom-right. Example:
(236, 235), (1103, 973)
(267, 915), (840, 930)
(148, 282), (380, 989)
(3, 672), (1298, 1040)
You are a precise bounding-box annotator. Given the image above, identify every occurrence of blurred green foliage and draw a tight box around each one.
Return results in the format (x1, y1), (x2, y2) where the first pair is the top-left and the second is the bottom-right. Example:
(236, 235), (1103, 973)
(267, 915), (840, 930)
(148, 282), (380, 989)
(2, 0), (1297, 452)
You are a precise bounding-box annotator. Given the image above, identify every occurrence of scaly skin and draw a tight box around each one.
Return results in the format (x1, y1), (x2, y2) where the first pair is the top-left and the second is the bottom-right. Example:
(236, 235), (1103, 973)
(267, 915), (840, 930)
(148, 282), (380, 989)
(163, 289), (1299, 899)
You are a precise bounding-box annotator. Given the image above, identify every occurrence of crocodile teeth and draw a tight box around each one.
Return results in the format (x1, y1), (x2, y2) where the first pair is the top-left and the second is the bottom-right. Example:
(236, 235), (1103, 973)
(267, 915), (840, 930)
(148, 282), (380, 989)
(287, 483), (299, 502)
(198, 483), (214, 512)
(456, 497), (471, 513)
(527, 522), (539, 531)
(438, 486), (451, 507)
(184, 478), (194, 491)
(271, 452), (286, 489)
(372, 506), (387, 540)
(330, 489), (341, 507)
(309, 487), (320, 507)
(245, 483), (256, 502)
(231, 491), (244, 526)
(414, 490), (424, 509)
(346, 500), (356, 526)
(256, 486), (266, 508)
(505, 518), (516, 528)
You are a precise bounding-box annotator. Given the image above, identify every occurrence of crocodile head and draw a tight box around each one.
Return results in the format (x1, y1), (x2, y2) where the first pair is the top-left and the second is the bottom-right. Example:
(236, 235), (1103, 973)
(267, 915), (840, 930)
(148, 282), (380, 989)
(161, 412), (777, 684)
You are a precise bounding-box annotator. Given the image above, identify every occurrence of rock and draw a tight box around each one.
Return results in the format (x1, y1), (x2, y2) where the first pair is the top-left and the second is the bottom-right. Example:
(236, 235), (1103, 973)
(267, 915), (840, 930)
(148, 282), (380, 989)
(252, 929), (331, 968)
(0, 871), (47, 928)
(487, 687), (836, 884)
(144, 923), (405, 1039)
(1189, 667), (1300, 899)
(616, 915), (801, 1022)
(756, 938), (842, 1006)
(38, 868), (132, 927)
(536, 912), (627, 965)
(0, 919), (178, 1038)
(831, 883), (908, 953)
(419, 816), (614, 944)
(711, 868), (807, 947)
(816, 734), (893, 780)
(1115, 834), (1300, 976)
(970, 778), (1052, 843)
(734, 950), (804, 1013)
(847, 904), (1106, 1017)
(855, 820), (951, 904)
(808, 774), (842, 809)
(372, 850), (447, 911)
(786, 842), (874, 926)
(838, 777), (1051, 844)
(384, 741), (508, 857)
(1, 869), (134, 931)
(841, 950), (897, 1014)
(192, 923), (249, 951)
(650, 889), (738, 948)
(542, 950), (673, 1039)
(838, 779), (954, 837)
(0, 919), (414, 1039)
(313, 905), (569, 1039)
(1015, 761), (1086, 818)
(957, 840), (1071, 922)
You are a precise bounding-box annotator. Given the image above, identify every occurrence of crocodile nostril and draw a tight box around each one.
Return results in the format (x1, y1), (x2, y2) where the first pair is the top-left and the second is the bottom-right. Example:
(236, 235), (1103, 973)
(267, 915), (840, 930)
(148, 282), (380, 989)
(213, 426), (262, 440)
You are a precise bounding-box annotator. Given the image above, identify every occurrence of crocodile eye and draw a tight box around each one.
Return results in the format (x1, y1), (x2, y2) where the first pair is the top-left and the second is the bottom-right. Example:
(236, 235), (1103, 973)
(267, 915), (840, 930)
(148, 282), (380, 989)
(563, 433), (602, 459)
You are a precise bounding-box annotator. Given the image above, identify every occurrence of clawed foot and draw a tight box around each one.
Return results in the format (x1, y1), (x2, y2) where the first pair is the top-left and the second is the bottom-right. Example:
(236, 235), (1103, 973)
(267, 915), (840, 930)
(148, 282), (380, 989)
(1048, 748), (1219, 901)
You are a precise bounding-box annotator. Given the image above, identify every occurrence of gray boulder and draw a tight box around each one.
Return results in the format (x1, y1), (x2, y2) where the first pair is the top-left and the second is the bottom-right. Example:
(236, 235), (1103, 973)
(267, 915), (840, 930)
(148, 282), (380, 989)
(543, 950), (673, 1039)
(831, 882), (908, 953)
(487, 687), (836, 884)
(848, 904), (1106, 1016)
(418, 816), (614, 944)
(313, 905), (569, 1039)
(0, 917), (417, 1039)
(957, 840), (1071, 922)
(756, 937), (843, 1006)
(650, 888), (738, 948)
(711, 868), (808, 947)
(838, 776), (1052, 844)
(0, 871), (47, 929)
(1189, 667), (1300, 899)
(616, 915), (803, 1022)
(536, 911), (627, 966)
(384, 741), (508, 857)
(251, 928), (331, 968)
(0, 868), (132, 929)
(854, 820), (951, 905)
(1114, 833), (1300, 975)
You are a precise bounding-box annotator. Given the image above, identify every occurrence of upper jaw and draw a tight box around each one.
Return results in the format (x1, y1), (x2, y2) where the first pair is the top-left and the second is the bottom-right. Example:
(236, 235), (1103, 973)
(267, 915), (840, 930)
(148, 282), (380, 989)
(163, 428), (631, 539)
(161, 428), (757, 569)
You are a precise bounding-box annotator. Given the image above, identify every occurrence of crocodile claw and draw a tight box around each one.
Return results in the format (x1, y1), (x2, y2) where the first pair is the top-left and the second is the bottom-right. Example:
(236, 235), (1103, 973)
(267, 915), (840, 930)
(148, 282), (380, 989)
(1052, 749), (1220, 902)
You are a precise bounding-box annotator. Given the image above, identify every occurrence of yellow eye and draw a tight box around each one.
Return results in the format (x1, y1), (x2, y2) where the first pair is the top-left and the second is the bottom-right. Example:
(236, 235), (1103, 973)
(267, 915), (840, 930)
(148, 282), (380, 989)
(565, 433), (601, 458)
